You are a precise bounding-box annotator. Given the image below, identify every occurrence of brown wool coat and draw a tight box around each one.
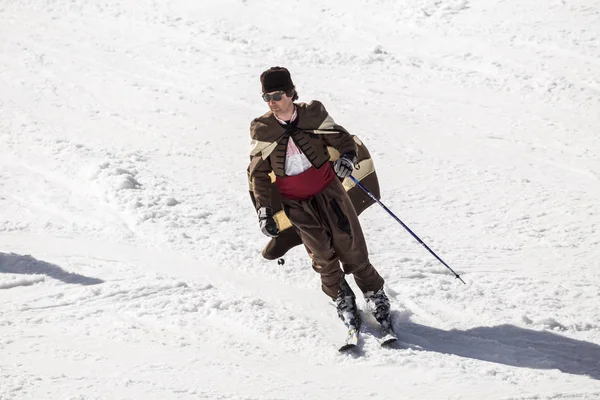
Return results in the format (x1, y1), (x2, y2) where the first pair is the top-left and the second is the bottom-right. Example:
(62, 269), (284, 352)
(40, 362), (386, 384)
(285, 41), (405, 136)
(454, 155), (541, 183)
(248, 101), (357, 210)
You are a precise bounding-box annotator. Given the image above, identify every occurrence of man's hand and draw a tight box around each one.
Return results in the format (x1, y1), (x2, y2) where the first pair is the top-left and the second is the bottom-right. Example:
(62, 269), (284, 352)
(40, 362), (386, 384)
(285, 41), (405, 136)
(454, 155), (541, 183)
(333, 152), (357, 179)
(258, 207), (279, 237)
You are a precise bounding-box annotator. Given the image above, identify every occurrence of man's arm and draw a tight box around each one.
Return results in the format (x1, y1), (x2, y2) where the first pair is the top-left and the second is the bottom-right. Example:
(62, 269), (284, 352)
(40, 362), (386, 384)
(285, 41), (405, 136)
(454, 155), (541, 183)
(313, 102), (357, 157)
(249, 155), (280, 237)
(313, 103), (358, 178)
(322, 128), (357, 158)
(249, 154), (273, 210)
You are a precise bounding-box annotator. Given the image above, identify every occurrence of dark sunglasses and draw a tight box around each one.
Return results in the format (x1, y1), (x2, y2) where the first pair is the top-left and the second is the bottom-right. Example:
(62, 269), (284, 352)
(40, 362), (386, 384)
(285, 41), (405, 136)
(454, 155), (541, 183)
(262, 92), (285, 102)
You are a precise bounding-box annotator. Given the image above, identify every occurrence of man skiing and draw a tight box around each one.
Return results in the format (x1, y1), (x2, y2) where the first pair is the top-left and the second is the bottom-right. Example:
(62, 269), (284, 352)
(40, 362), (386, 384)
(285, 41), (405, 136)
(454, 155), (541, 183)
(248, 66), (395, 347)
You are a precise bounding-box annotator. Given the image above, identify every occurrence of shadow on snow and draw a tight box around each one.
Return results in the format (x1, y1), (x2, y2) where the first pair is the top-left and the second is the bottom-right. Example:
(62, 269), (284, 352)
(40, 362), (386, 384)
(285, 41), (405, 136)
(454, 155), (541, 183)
(393, 312), (600, 380)
(0, 252), (104, 287)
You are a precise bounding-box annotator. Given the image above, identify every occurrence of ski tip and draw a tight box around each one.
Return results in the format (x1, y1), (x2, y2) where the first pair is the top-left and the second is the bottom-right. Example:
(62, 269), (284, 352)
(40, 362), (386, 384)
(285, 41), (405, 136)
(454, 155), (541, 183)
(338, 343), (358, 352)
(380, 337), (398, 347)
(338, 327), (359, 352)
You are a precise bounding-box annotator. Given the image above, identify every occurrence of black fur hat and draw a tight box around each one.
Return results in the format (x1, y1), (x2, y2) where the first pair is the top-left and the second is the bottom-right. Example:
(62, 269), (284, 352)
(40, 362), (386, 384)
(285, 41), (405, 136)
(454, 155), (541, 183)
(260, 66), (295, 93)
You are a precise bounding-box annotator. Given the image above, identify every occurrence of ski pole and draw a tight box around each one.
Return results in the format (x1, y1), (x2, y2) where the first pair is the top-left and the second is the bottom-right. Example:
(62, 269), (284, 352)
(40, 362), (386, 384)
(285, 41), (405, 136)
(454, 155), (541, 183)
(349, 175), (465, 284)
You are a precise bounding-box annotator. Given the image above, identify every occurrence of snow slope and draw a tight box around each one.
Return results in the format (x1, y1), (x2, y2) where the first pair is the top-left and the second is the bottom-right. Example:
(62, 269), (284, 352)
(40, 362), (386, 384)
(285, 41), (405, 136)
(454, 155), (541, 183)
(1, 0), (600, 399)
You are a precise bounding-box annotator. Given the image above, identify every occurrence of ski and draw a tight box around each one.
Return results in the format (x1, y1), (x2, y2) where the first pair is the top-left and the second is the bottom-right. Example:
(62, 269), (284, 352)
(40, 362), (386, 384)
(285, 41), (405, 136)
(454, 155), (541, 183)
(378, 320), (399, 347)
(379, 330), (399, 347)
(338, 327), (359, 352)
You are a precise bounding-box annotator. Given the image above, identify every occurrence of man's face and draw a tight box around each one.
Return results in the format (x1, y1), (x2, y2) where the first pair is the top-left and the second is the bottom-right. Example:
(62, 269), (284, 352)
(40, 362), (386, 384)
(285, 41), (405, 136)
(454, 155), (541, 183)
(263, 91), (293, 115)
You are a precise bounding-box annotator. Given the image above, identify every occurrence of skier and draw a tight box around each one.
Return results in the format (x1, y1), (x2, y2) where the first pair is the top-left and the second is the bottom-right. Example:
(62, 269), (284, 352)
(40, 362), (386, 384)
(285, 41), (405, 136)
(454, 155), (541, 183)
(248, 66), (394, 346)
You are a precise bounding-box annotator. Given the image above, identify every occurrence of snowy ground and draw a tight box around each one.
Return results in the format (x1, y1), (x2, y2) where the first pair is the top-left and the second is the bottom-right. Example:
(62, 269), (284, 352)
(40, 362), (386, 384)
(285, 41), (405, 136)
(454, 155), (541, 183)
(1, 0), (600, 399)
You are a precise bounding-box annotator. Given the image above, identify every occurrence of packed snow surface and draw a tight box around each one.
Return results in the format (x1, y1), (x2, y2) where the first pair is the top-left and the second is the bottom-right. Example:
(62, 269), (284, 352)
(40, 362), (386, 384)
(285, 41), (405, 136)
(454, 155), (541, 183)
(1, 0), (599, 399)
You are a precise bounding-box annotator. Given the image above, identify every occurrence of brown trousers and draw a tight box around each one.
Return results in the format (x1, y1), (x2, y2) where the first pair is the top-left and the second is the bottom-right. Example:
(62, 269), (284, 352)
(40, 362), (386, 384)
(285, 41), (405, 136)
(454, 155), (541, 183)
(282, 178), (384, 299)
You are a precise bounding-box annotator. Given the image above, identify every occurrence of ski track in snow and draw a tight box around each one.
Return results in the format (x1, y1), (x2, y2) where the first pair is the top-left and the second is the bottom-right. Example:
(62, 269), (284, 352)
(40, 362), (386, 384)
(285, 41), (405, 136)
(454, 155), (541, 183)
(1, 0), (600, 399)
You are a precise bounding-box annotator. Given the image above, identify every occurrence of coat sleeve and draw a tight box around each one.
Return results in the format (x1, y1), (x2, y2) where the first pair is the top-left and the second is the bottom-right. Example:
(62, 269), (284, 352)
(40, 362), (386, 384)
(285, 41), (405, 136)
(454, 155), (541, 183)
(248, 118), (277, 211)
(317, 103), (357, 157)
(249, 154), (273, 211)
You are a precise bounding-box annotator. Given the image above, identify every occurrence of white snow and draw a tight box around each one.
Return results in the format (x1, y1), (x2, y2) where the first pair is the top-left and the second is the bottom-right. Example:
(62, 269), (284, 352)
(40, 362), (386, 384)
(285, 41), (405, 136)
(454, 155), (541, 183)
(1, 0), (600, 399)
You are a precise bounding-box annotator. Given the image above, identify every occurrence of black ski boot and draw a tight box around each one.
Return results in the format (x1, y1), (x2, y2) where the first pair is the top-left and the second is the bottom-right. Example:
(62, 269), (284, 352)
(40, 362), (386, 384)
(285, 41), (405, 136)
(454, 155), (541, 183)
(336, 279), (362, 351)
(335, 279), (361, 331)
(364, 288), (392, 330)
(365, 288), (398, 346)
